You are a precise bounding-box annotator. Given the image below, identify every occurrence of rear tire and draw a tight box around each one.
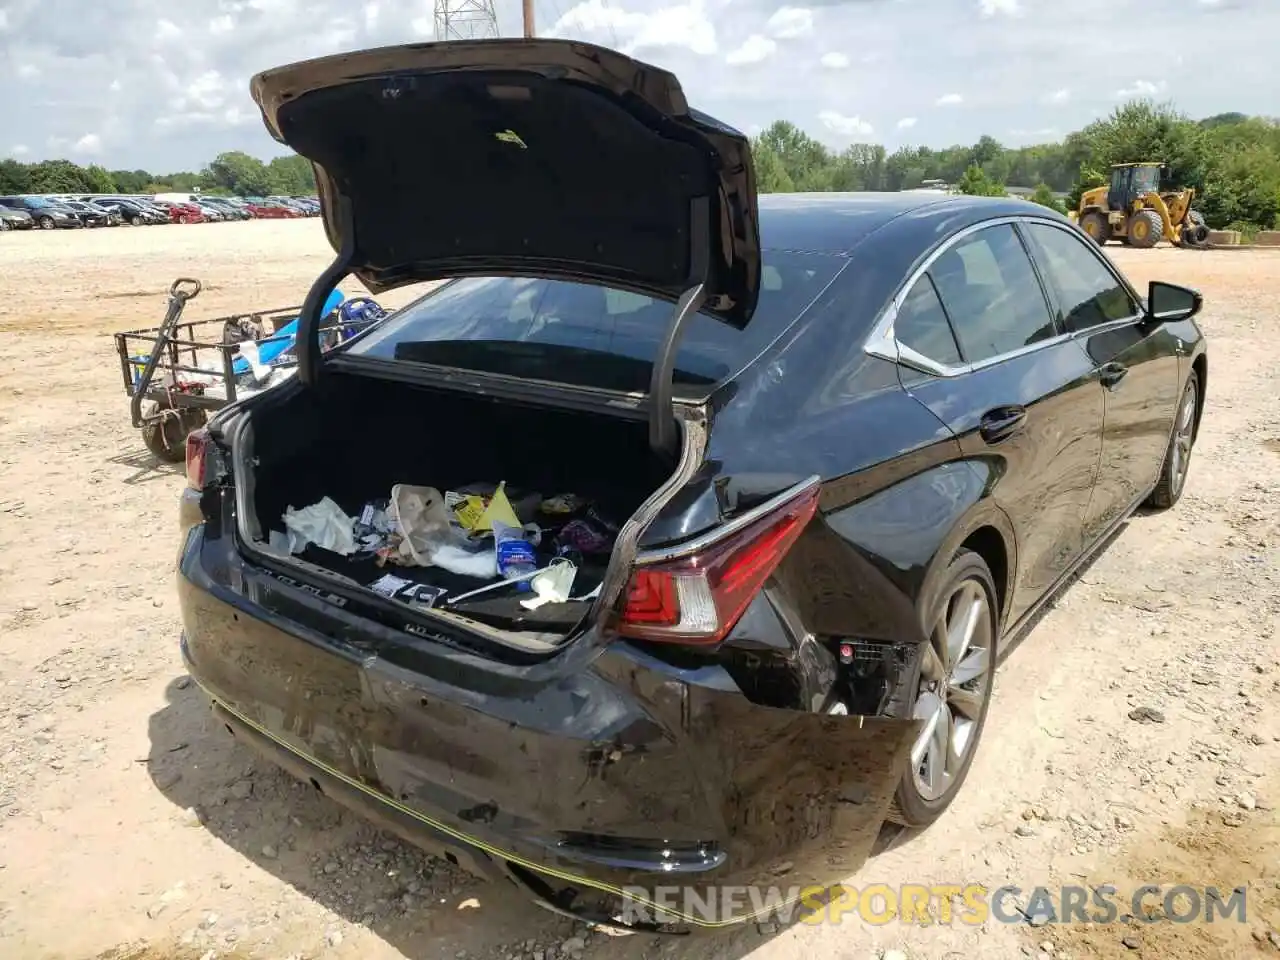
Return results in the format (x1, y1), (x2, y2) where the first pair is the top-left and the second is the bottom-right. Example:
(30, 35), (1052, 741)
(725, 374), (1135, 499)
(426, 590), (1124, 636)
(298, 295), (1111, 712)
(1145, 371), (1199, 510)
(1128, 209), (1163, 249)
(1079, 212), (1109, 246)
(142, 403), (206, 463)
(0, 219), (9, 232)
(38, 216), (55, 230)
(887, 549), (998, 828)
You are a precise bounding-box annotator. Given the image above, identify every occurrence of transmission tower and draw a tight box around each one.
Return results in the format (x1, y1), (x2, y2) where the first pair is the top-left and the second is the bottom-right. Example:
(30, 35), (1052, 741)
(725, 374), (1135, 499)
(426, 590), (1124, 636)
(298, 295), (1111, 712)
(434, 0), (501, 40)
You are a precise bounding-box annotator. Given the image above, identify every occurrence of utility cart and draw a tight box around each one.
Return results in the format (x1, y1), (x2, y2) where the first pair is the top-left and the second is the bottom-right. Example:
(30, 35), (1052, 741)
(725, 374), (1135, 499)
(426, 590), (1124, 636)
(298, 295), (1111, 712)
(113, 278), (385, 462)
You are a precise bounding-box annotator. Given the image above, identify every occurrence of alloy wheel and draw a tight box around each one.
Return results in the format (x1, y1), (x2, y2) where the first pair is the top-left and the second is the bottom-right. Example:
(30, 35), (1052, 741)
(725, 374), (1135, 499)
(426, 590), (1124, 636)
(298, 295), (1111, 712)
(910, 579), (994, 802)
(1169, 381), (1197, 498)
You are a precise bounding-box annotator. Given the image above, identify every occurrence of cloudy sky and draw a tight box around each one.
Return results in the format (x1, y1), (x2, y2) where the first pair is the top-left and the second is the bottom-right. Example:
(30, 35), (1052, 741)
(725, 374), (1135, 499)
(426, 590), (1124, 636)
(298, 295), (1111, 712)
(1, 0), (1274, 170)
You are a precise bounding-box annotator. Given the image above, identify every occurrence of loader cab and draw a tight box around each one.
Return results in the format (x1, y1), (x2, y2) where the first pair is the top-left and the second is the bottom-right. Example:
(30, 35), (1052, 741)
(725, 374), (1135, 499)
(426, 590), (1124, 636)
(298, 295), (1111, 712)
(1107, 163), (1163, 210)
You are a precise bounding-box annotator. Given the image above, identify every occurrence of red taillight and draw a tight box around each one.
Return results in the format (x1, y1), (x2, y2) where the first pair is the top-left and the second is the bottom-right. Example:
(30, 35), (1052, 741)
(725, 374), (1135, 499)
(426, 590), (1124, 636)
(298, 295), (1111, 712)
(617, 484), (821, 646)
(185, 428), (210, 490)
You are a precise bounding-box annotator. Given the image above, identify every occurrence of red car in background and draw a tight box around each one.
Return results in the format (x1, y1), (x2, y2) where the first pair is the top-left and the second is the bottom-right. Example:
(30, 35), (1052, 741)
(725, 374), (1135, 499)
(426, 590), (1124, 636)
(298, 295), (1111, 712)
(244, 201), (302, 219)
(153, 201), (206, 224)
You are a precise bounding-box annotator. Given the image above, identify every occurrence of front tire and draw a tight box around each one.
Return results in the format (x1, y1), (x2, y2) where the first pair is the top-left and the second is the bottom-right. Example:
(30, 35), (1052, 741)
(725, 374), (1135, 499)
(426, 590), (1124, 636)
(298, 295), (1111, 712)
(1128, 209), (1163, 249)
(1146, 371), (1199, 510)
(888, 549), (998, 828)
(1079, 211), (1110, 246)
(38, 216), (55, 230)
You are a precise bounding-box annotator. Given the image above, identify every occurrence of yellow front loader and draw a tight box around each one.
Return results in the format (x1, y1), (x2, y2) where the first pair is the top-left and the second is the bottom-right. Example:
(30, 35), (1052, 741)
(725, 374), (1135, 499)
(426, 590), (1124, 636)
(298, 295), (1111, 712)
(1076, 162), (1211, 249)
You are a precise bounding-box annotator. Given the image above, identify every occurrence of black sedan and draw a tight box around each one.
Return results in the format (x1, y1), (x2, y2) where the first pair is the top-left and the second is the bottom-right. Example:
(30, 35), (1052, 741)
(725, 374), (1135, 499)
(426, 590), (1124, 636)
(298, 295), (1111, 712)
(61, 200), (115, 227)
(177, 40), (1207, 932)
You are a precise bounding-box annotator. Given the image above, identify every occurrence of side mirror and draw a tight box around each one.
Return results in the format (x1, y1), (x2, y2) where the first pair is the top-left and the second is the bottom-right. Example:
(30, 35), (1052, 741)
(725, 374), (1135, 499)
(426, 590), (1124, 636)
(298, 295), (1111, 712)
(1147, 281), (1202, 323)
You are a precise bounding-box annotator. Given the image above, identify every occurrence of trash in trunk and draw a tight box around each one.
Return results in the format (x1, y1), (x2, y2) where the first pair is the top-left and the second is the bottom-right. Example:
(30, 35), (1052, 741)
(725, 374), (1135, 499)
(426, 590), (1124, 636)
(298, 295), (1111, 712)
(494, 520), (538, 584)
(541, 493), (590, 515)
(555, 508), (619, 556)
(386, 485), (452, 566)
(520, 558), (577, 610)
(283, 497), (357, 555)
(446, 481), (530, 535)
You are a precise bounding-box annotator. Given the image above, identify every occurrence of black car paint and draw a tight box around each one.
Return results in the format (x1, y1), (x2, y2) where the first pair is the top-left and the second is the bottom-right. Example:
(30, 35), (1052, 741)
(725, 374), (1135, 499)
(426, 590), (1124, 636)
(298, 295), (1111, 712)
(0, 196), (83, 228)
(178, 193), (1206, 928)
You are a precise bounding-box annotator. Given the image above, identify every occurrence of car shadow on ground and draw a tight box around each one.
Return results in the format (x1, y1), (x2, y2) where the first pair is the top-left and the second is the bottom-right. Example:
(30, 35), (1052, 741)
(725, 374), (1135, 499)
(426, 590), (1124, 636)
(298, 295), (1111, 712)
(107, 447), (183, 485)
(145, 675), (918, 960)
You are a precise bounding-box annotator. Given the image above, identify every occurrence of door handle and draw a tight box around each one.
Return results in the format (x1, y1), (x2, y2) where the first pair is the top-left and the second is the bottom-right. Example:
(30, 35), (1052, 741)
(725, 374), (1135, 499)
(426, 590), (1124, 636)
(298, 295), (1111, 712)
(1100, 361), (1128, 389)
(979, 405), (1027, 445)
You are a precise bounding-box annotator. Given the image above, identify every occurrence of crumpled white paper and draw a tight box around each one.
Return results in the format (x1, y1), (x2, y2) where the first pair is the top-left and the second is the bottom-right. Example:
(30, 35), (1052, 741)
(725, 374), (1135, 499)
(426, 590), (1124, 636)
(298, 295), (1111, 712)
(283, 497), (356, 555)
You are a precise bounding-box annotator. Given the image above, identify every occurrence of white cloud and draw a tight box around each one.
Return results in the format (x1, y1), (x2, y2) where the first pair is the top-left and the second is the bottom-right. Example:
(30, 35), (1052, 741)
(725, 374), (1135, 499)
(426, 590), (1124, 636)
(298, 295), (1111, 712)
(979, 0), (1020, 15)
(410, 14), (433, 35)
(0, 10), (9, 32)
(896, 117), (918, 130)
(155, 19), (182, 42)
(936, 93), (964, 106)
(109, 79), (122, 92)
(550, 0), (719, 56)
(726, 34), (776, 66)
(17, 63), (40, 80)
(819, 51), (849, 69)
(9, 144), (30, 157)
(208, 15), (235, 35)
(818, 109), (873, 138)
(363, 2), (380, 30)
(766, 6), (814, 40)
(1044, 88), (1071, 105)
(183, 71), (228, 111)
(72, 133), (102, 155)
(1115, 79), (1168, 98)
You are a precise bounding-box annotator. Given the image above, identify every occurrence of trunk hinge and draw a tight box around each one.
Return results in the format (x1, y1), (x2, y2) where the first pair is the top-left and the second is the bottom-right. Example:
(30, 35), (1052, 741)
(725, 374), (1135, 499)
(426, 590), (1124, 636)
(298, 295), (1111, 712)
(297, 194), (357, 387)
(648, 198), (711, 457)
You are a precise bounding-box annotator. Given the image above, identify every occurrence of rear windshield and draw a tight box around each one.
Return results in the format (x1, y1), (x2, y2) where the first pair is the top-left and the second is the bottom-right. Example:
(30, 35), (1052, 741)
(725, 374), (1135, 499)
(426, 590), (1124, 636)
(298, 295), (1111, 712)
(347, 250), (844, 393)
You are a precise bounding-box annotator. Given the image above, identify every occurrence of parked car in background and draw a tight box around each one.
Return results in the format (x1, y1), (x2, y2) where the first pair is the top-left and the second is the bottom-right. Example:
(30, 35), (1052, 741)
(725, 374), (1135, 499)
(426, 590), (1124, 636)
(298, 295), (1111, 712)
(152, 200), (205, 224)
(243, 200), (299, 219)
(0, 203), (34, 230)
(194, 202), (225, 222)
(178, 40), (1207, 931)
(196, 198), (251, 221)
(92, 198), (167, 225)
(60, 200), (115, 227)
(0, 195), (83, 229)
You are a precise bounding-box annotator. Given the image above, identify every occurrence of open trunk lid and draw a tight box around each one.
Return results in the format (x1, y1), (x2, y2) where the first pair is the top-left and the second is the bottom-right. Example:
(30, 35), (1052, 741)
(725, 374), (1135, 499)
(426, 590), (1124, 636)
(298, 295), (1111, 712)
(250, 39), (761, 326)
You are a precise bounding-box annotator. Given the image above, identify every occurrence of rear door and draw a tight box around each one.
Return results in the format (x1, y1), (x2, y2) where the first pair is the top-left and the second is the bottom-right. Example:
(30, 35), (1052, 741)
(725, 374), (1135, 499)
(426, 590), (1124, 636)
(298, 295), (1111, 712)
(890, 220), (1104, 623)
(1020, 221), (1181, 543)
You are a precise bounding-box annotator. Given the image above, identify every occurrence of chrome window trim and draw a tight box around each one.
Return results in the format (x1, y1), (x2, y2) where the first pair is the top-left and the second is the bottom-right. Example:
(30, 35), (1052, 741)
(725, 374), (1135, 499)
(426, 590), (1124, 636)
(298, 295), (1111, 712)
(863, 214), (1146, 378)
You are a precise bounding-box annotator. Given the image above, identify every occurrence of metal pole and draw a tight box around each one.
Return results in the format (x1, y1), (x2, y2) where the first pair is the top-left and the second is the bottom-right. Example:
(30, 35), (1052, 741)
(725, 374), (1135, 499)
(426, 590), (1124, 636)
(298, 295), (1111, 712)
(523, 0), (534, 36)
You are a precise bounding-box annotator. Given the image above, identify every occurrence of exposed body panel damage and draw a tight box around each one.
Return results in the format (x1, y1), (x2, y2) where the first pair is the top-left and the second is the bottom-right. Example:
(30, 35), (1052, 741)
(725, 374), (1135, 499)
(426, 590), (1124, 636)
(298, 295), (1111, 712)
(179, 539), (917, 928)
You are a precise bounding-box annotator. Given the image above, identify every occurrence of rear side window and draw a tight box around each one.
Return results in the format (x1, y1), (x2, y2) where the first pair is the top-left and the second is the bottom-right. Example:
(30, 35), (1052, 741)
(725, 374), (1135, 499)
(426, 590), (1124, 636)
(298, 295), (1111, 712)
(348, 250), (844, 393)
(1023, 222), (1139, 332)
(894, 274), (962, 366)
(929, 224), (1055, 364)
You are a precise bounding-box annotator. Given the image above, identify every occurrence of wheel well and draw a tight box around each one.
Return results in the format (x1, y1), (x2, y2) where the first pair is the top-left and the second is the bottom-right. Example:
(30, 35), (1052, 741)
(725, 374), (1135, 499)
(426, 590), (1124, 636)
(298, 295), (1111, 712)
(960, 526), (1009, 622)
(1191, 354), (1207, 442)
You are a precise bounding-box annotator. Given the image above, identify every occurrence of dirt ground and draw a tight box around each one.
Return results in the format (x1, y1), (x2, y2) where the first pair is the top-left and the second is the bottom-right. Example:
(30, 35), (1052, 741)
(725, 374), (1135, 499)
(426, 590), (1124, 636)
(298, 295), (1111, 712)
(1, 221), (1278, 960)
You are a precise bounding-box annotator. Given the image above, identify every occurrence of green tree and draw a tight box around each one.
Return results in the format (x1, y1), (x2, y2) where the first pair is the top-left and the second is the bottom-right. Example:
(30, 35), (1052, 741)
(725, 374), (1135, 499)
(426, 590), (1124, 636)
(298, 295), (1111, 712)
(206, 151), (275, 196)
(0, 159), (31, 194)
(1028, 183), (1066, 214)
(956, 164), (1006, 197)
(752, 141), (795, 193)
(267, 155), (316, 195)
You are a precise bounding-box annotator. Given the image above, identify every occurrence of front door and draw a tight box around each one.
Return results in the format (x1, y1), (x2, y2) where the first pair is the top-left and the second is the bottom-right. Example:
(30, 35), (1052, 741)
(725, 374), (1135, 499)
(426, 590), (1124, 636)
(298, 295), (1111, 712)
(1020, 221), (1182, 544)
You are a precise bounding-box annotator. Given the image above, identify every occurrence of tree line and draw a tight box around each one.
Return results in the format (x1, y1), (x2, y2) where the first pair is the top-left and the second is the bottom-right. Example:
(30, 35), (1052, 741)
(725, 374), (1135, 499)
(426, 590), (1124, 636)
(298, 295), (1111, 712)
(752, 101), (1280, 231)
(3, 100), (1277, 231)
(0, 151), (315, 198)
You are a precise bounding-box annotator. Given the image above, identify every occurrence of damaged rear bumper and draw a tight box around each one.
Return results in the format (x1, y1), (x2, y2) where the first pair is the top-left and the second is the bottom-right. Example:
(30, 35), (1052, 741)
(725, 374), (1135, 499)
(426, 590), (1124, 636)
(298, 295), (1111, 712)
(178, 527), (920, 929)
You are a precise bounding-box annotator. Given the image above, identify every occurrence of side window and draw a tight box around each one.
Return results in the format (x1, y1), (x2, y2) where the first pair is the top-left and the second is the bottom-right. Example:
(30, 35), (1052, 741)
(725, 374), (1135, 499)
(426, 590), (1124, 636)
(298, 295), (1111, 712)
(929, 224), (1056, 364)
(1023, 222), (1139, 332)
(894, 274), (962, 367)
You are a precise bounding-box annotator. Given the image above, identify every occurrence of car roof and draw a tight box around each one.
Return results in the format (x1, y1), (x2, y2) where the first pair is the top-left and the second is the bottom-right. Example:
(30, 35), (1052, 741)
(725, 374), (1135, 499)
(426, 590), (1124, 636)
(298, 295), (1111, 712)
(757, 192), (1053, 256)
